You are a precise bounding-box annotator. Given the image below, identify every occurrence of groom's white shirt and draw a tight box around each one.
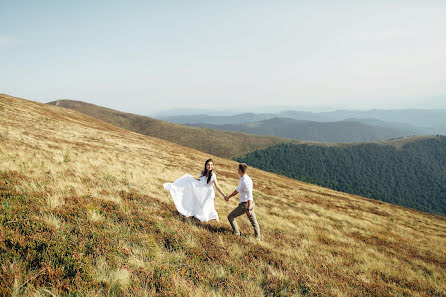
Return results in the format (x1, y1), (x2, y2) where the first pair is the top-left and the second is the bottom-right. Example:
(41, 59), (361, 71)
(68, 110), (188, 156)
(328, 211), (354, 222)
(236, 174), (253, 202)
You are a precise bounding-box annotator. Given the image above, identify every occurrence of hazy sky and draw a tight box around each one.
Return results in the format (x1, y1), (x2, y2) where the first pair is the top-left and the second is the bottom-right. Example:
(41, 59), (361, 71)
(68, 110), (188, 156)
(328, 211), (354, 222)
(1, 0), (446, 113)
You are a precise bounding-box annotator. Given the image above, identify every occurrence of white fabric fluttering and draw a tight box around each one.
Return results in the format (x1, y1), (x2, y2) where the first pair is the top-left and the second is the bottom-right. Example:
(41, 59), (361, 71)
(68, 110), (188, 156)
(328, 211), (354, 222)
(163, 173), (219, 222)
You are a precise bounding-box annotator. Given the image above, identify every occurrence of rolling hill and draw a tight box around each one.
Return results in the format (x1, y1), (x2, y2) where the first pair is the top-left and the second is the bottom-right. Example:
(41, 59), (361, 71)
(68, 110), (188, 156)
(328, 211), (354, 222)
(46, 100), (293, 159)
(1, 93), (446, 296)
(187, 117), (420, 142)
(237, 137), (446, 216)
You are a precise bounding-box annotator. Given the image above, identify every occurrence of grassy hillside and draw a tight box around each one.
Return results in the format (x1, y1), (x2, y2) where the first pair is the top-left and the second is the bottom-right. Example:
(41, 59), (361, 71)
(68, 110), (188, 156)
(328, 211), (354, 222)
(188, 118), (419, 142)
(1, 94), (446, 296)
(47, 100), (293, 159)
(237, 138), (446, 216)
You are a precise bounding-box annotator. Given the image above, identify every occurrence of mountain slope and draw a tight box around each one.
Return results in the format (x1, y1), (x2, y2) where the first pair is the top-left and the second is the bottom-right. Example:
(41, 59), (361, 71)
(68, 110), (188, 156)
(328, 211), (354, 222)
(237, 138), (446, 216)
(47, 100), (293, 158)
(188, 117), (419, 142)
(1, 94), (446, 296)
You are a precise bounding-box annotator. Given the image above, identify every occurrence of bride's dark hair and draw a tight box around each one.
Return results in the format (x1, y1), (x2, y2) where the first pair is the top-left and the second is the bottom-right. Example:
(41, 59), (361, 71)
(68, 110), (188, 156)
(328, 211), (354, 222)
(202, 159), (214, 184)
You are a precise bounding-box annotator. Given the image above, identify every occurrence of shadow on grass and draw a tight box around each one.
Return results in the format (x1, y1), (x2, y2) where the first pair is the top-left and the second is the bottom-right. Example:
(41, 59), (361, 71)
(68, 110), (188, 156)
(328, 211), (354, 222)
(169, 208), (231, 234)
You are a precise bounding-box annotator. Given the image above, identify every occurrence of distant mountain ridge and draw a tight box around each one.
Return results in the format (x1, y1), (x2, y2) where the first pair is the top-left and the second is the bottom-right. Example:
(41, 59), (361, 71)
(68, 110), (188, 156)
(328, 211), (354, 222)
(186, 117), (422, 143)
(158, 109), (446, 134)
(158, 113), (274, 125)
(47, 100), (294, 158)
(313, 109), (446, 133)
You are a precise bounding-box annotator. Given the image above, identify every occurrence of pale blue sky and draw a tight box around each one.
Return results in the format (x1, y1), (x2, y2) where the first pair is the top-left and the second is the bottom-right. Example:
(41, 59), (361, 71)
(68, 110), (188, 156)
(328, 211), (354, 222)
(1, 0), (445, 113)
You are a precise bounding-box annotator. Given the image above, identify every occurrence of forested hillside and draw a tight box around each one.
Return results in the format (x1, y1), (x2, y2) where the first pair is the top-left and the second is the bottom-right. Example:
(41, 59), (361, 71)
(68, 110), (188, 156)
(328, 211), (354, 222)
(237, 136), (446, 216)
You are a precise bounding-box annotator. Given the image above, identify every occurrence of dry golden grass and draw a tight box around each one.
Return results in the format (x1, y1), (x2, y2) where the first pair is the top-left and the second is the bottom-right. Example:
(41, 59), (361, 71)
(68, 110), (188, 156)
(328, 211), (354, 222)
(1, 94), (446, 296)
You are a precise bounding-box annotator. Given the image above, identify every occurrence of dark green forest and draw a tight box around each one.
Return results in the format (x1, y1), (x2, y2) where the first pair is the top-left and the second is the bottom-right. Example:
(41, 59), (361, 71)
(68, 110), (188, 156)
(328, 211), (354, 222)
(237, 136), (446, 216)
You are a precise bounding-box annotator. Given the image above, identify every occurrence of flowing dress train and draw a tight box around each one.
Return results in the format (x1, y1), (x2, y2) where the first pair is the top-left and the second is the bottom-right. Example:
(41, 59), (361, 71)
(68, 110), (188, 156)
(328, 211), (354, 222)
(163, 173), (218, 222)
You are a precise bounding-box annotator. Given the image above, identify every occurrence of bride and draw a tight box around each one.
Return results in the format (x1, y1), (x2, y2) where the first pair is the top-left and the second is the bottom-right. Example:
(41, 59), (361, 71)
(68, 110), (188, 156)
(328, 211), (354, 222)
(163, 159), (226, 222)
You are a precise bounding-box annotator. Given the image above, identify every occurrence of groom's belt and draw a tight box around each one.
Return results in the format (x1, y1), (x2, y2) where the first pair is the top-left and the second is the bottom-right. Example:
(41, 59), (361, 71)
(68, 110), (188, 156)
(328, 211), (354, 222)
(239, 201), (254, 211)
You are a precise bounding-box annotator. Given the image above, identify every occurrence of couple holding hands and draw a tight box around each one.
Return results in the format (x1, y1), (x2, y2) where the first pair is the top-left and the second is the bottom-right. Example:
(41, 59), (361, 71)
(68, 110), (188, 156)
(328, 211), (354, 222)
(164, 159), (261, 240)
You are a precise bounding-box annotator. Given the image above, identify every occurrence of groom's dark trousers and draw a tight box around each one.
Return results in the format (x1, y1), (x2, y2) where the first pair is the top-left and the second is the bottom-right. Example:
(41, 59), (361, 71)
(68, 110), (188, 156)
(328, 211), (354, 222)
(228, 202), (260, 239)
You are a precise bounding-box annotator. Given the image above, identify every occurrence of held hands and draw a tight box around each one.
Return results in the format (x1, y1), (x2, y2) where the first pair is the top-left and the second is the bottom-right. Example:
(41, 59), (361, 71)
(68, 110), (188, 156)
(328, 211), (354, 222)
(224, 195), (229, 201)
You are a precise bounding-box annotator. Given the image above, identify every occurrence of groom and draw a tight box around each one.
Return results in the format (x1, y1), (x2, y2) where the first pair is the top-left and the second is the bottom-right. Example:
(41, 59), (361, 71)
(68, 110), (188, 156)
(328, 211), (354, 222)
(225, 163), (261, 240)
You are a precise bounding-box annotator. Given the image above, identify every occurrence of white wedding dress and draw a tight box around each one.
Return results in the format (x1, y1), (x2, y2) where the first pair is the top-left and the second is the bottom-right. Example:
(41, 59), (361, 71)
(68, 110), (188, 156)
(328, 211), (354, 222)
(163, 173), (219, 222)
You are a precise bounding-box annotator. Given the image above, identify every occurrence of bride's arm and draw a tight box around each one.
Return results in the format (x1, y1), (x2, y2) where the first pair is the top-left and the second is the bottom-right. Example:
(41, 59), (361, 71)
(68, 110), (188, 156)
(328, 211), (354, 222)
(214, 179), (226, 197)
